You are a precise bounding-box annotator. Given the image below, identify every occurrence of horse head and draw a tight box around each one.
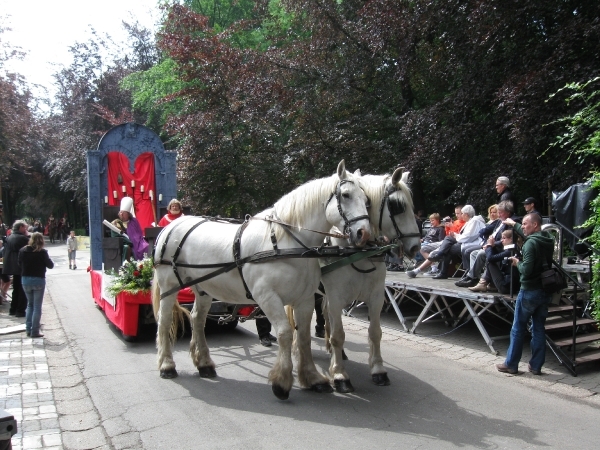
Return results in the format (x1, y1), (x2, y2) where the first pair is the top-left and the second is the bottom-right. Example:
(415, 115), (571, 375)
(325, 160), (371, 248)
(358, 167), (421, 258)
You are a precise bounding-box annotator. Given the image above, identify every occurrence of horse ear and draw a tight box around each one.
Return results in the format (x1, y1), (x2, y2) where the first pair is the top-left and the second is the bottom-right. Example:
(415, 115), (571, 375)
(337, 160), (347, 180)
(353, 169), (362, 177)
(391, 166), (404, 185)
(401, 171), (410, 184)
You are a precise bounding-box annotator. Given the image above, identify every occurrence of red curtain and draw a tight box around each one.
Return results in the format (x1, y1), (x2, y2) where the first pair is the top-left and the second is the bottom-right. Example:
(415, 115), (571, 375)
(107, 152), (156, 231)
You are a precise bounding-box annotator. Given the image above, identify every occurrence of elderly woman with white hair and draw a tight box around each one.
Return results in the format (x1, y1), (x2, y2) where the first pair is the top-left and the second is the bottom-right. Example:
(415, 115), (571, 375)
(408, 205), (486, 279)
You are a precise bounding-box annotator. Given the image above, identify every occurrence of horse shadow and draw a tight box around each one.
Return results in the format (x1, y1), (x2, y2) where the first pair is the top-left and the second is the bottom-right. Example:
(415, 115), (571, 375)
(153, 329), (546, 448)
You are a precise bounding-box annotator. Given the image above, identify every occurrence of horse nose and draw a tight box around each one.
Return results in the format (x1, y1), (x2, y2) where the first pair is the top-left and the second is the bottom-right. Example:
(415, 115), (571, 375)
(355, 227), (370, 247)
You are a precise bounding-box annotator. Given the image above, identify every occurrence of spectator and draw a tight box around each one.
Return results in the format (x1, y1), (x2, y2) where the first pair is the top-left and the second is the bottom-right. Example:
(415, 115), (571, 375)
(486, 204), (499, 224)
(496, 213), (554, 375)
(5, 220), (30, 317)
(496, 176), (515, 204)
(523, 197), (540, 215)
(407, 205), (484, 279)
(469, 229), (520, 294)
(417, 213), (446, 260)
(67, 230), (78, 270)
(19, 232), (54, 338)
(456, 200), (518, 287)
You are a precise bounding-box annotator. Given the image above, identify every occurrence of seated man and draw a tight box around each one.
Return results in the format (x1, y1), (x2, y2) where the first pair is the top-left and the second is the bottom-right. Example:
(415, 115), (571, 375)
(111, 197), (149, 261)
(408, 205), (484, 279)
(469, 229), (520, 294)
(456, 200), (518, 287)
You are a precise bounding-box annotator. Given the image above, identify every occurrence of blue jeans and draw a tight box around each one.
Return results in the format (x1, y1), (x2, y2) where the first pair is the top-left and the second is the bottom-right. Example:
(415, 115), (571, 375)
(505, 288), (552, 371)
(23, 280), (46, 335)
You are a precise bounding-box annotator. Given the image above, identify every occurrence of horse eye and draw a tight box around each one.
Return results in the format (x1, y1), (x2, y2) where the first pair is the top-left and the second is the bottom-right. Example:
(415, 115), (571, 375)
(366, 199), (371, 209)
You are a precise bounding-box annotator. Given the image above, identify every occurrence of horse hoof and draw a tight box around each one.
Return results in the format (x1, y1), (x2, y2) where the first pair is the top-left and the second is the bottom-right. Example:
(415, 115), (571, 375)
(334, 379), (355, 393)
(160, 368), (178, 379)
(372, 373), (390, 386)
(272, 384), (290, 400)
(342, 350), (349, 361)
(311, 382), (334, 394)
(198, 366), (217, 378)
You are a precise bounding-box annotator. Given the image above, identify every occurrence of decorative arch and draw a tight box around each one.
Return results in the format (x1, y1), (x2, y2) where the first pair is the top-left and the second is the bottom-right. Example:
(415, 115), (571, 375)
(87, 123), (177, 270)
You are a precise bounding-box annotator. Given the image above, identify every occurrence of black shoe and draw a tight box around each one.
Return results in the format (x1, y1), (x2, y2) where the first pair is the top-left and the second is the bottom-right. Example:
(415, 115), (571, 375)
(259, 336), (272, 347)
(455, 277), (477, 287)
(30, 333), (44, 338)
(15, 312), (26, 317)
(9, 311), (16, 316)
(73, 266), (77, 270)
(266, 333), (277, 342)
(315, 329), (325, 338)
(432, 273), (448, 279)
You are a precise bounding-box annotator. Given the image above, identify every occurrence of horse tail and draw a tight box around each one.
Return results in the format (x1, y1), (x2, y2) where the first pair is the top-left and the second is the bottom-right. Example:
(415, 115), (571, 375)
(322, 295), (332, 354)
(152, 269), (191, 342)
(170, 302), (191, 343)
(151, 270), (161, 320)
(285, 305), (295, 329)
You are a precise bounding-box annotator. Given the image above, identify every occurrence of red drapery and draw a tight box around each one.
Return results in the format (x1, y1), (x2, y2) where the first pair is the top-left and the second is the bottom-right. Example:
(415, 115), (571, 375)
(107, 152), (156, 231)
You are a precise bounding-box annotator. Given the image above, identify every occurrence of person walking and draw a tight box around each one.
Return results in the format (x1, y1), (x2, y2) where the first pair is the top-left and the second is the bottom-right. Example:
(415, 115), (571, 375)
(18, 232), (54, 338)
(496, 213), (554, 375)
(67, 230), (78, 269)
(5, 220), (30, 317)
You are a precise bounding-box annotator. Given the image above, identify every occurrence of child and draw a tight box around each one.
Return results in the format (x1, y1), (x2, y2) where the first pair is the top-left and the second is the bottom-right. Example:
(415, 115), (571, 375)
(67, 230), (78, 270)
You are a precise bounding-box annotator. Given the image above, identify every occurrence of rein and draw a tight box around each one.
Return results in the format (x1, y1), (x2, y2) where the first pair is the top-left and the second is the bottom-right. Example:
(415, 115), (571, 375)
(156, 178), (371, 299)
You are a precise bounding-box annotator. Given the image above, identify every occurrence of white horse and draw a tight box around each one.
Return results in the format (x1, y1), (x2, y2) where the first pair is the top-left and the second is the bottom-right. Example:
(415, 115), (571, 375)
(319, 168), (421, 393)
(152, 161), (371, 400)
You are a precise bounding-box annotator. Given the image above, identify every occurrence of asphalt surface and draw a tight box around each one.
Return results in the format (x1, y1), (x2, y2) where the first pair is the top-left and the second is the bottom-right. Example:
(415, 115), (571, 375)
(2, 242), (600, 449)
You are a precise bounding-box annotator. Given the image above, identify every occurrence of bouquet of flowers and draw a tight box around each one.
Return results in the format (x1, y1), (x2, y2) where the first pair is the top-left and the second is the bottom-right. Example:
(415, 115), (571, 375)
(106, 256), (154, 296)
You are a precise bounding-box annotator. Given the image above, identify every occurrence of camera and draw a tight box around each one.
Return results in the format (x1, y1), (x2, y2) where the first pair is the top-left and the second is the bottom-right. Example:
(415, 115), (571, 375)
(443, 216), (452, 223)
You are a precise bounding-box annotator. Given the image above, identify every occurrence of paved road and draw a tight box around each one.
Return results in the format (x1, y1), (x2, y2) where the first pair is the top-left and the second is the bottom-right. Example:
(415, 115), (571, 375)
(3, 243), (600, 449)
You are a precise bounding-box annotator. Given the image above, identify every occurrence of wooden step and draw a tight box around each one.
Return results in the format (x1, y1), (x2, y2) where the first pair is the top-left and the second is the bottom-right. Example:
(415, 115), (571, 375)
(545, 317), (596, 331)
(551, 332), (600, 347)
(576, 349), (600, 365)
(548, 305), (581, 313)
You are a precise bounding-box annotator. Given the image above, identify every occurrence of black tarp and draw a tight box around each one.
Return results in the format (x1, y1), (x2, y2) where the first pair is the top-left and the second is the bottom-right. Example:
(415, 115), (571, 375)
(552, 182), (596, 251)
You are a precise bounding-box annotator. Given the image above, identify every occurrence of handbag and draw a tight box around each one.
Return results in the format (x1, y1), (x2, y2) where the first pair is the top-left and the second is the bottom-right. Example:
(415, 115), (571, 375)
(540, 256), (568, 294)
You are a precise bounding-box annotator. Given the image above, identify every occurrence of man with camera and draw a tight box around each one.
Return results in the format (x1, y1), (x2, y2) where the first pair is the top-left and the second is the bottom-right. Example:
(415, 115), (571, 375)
(496, 213), (554, 376)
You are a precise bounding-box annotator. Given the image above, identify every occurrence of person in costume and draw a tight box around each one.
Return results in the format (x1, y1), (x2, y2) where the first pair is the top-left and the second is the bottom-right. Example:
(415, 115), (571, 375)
(111, 197), (149, 261)
(158, 199), (185, 227)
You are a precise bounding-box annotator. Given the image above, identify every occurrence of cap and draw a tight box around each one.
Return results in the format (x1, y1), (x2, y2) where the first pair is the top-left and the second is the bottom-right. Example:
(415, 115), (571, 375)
(523, 197), (536, 205)
(119, 197), (136, 217)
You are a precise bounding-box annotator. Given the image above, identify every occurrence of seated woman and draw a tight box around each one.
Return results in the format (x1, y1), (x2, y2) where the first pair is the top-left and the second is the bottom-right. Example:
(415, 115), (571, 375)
(458, 204), (499, 281)
(158, 199), (185, 227)
(111, 197), (149, 261)
(469, 229), (520, 294)
(408, 205), (485, 279)
(418, 213), (446, 257)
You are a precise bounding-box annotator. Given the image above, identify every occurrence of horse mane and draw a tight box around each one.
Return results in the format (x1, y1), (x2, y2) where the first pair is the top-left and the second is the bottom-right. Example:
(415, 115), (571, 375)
(358, 173), (414, 239)
(267, 173), (344, 242)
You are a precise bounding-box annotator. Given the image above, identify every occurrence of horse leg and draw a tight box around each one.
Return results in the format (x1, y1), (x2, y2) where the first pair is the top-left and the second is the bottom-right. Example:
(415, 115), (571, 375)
(156, 294), (179, 378)
(367, 294), (390, 386)
(189, 293), (217, 378)
(256, 296), (295, 400)
(293, 301), (333, 394)
(325, 295), (354, 393)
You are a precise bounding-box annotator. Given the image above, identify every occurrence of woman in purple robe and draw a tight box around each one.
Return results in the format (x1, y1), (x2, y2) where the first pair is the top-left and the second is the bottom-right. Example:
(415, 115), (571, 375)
(112, 197), (149, 260)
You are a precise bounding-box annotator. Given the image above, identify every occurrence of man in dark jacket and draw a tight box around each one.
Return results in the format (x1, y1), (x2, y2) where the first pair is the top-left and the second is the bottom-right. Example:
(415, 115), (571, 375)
(5, 221), (30, 316)
(495, 176), (515, 204)
(496, 213), (555, 375)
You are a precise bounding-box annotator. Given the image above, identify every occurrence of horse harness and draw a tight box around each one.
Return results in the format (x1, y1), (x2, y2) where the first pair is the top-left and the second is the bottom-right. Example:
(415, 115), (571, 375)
(377, 182), (421, 251)
(155, 179), (379, 300)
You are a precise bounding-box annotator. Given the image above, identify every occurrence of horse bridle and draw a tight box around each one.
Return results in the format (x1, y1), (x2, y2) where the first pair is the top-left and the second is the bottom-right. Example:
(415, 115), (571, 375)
(325, 179), (370, 237)
(378, 184), (421, 248)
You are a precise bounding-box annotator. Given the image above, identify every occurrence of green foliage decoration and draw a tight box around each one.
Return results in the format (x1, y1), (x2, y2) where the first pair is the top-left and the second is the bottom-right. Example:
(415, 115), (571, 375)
(107, 256), (154, 296)
(548, 78), (600, 321)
